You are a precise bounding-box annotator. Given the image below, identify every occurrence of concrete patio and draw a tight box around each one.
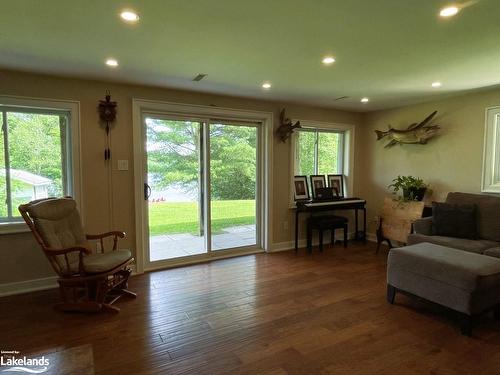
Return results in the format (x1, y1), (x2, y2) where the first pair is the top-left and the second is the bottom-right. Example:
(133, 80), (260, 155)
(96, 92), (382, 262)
(150, 224), (256, 261)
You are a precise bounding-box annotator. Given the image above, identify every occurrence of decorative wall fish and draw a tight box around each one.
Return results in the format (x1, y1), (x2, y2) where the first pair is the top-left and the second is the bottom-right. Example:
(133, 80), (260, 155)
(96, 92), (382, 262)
(276, 109), (301, 142)
(375, 111), (440, 148)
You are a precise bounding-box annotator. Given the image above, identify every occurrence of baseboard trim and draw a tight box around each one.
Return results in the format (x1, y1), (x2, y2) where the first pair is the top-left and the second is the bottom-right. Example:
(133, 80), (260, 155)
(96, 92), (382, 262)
(0, 264), (139, 298)
(366, 232), (377, 243)
(0, 276), (58, 297)
(271, 240), (297, 252)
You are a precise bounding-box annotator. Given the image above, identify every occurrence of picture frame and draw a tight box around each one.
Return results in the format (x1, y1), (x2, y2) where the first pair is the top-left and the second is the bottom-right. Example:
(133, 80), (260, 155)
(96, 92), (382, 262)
(310, 175), (326, 199)
(328, 174), (344, 198)
(293, 175), (310, 201)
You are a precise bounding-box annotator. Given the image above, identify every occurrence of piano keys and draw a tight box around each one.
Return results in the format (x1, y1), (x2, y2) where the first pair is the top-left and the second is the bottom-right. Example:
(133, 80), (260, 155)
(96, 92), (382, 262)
(301, 198), (366, 208)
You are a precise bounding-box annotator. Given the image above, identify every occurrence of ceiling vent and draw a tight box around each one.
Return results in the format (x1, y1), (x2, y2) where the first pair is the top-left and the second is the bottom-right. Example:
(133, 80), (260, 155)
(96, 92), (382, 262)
(334, 96), (349, 101)
(193, 74), (207, 82)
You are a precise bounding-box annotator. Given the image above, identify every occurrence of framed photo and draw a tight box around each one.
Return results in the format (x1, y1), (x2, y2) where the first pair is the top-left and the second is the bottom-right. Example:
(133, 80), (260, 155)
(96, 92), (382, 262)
(294, 175), (310, 200)
(310, 175), (326, 199)
(328, 174), (344, 198)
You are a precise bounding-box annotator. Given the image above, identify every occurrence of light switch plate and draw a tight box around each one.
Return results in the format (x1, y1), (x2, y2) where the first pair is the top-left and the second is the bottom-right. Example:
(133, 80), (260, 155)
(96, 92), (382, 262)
(117, 159), (129, 171)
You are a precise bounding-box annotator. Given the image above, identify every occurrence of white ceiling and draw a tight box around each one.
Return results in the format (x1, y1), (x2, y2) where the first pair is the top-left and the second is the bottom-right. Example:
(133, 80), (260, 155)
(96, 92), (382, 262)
(0, 0), (499, 111)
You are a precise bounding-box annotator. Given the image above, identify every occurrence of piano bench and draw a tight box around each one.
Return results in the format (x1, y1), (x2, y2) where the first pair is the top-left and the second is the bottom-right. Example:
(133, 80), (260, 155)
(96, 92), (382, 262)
(306, 215), (348, 253)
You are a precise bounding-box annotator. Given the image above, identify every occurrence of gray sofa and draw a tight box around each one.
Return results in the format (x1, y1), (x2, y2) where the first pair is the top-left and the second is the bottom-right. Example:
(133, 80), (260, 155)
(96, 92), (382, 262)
(408, 192), (500, 258)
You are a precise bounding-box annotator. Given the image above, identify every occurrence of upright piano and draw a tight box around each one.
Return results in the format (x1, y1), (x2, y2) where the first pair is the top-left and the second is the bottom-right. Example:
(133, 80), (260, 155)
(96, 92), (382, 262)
(294, 197), (367, 252)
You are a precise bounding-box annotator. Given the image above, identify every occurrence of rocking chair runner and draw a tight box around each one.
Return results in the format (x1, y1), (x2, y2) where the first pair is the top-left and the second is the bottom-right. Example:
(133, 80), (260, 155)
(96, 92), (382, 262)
(19, 197), (136, 313)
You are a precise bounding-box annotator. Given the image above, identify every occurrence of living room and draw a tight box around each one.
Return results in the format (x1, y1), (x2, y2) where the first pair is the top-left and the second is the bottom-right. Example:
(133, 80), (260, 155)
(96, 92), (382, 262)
(1, 1), (500, 374)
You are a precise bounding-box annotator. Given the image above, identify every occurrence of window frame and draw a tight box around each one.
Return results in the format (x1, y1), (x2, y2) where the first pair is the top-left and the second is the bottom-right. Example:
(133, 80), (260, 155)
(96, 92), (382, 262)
(482, 106), (500, 193)
(0, 96), (81, 234)
(294, 127), (345, 176)
(289, 119), (355, 207)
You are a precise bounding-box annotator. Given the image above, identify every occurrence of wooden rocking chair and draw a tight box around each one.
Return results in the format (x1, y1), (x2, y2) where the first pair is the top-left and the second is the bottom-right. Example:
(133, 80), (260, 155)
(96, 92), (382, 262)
(19, 197), (136, 313)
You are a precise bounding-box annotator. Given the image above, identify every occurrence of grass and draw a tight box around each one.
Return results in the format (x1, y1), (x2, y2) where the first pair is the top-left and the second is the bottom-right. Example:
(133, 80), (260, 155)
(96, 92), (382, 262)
(148, 200), (255, 236)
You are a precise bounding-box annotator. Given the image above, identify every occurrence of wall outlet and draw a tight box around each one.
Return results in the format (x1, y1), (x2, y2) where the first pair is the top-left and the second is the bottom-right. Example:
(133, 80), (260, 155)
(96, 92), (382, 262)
(117, 159), (129, 171)
(96, 242), (101, 252)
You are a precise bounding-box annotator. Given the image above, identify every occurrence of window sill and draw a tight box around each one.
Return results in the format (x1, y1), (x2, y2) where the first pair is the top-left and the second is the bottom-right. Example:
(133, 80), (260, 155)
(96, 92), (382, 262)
(481, 186), (500, 194)
(0, 222), (30, 235)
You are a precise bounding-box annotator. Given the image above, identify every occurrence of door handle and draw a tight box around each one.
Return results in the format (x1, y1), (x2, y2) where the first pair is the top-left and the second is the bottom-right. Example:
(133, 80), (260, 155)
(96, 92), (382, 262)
(144, 183), (152, 200)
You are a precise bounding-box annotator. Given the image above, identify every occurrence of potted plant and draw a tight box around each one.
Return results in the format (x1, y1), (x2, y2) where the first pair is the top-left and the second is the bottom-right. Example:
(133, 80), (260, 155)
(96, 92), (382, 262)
(388, 175), (428, 201)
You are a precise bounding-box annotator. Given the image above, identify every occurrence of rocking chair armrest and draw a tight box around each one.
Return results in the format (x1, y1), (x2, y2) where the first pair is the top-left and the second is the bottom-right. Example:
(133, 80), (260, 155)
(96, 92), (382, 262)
(45, 246), (89, 275)
(86, 231), (126, 240)
(86, 231), (126, 252)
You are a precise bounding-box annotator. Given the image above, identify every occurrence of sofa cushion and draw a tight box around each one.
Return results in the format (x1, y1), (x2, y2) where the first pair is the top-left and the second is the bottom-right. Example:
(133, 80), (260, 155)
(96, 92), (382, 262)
(432, 202), (477, 239)
(388, 243), (500, 291)
(407, 233), (500, 254)
(446, 192), (500, 242)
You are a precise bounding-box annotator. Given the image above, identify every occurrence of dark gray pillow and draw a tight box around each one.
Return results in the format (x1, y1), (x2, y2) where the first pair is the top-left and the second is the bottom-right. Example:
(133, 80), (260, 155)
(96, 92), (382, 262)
(432, 202), (477, 239)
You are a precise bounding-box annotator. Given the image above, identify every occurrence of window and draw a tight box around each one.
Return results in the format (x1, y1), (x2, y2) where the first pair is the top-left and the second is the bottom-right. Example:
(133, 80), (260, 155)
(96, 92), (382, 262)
(482, 106), (500, 193)
(0, 97), (80, 229)
(290, 120), (355, 205)
(294, 128), (344, 175)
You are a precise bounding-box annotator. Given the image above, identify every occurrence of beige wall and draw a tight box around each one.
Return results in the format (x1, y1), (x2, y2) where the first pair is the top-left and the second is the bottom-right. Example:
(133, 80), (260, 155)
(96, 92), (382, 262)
(0, 69), (361, 285)
(3, 68), (499, 288)
(356, 87), (500, 235)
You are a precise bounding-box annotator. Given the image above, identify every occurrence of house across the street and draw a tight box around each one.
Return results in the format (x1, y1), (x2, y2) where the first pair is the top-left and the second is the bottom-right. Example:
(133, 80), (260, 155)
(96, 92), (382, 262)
(0, 168), (52, 201)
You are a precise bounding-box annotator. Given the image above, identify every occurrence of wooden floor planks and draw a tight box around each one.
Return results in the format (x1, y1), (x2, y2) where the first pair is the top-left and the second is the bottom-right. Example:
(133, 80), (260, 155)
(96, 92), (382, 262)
(2, 242), (500, 374)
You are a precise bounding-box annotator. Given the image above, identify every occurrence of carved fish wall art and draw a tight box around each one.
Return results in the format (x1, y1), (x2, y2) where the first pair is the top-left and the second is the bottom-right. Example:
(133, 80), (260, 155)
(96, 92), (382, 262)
(375, 111), (440, 148)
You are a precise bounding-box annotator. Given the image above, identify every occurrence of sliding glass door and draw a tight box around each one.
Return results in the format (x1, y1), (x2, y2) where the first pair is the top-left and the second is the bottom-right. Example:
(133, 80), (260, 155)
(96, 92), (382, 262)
(145, 118), (206, 261)
(210, 123), (257, 251)
(144, 116), (259, 264)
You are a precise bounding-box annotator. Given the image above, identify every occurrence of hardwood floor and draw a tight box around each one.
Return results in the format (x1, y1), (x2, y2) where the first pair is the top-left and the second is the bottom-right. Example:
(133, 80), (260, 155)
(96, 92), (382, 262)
(2, 242), (500, 374)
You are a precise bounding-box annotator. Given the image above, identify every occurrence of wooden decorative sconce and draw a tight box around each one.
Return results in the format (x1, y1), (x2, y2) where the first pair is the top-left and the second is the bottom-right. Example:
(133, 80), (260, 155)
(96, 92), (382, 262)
(276, 108), (301, 142)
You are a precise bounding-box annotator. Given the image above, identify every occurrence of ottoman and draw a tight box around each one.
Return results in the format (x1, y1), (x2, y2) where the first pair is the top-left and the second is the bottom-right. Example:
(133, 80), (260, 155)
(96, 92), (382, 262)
(387, 242), (500, 335)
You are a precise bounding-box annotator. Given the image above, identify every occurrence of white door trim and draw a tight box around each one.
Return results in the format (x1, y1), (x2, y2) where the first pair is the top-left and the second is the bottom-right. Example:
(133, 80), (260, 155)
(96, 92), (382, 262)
(132, 99), (273, 273)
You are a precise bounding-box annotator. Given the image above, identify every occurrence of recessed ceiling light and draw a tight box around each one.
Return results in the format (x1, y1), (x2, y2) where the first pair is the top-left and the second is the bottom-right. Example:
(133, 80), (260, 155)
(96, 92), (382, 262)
(361, 97), (369, 103)
(431, 81), (442, 88)
(120, 10), (140, 22)
(322, 56), (336, 65)
(439, 6), (459, 17)
(262, 82), (271, 89)
(105, 58), (119, 67)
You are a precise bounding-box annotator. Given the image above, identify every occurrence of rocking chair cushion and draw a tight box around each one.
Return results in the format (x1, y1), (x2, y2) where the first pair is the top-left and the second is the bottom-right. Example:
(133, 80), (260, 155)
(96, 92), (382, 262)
(29, 198), (88, 249)
(70, 249), (132, 274)
(27, 198), (91, 275)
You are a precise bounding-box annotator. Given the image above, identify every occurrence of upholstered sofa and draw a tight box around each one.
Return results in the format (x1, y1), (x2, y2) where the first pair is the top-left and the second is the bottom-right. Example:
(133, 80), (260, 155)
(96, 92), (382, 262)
(408, 192), (500, 258)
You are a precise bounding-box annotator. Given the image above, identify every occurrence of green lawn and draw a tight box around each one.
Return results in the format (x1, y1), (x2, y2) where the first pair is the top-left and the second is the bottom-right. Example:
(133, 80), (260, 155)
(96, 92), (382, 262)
(148, 200), (255, 236)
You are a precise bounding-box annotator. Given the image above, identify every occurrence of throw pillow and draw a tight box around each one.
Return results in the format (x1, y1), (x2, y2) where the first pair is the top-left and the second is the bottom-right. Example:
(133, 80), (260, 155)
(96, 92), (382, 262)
(432, 202), (477, 239)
